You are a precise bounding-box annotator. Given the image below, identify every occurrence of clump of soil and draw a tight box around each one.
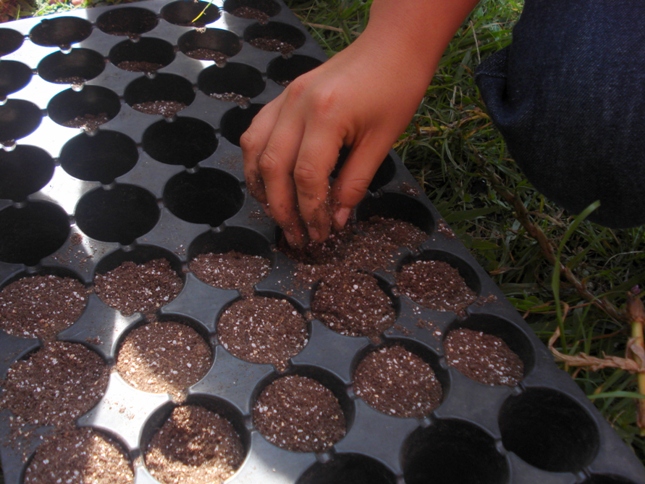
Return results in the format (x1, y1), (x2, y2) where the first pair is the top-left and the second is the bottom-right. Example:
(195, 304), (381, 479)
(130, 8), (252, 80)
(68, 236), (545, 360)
(444, 328), (524, 386)
(184, 48), (228, 65)
(209, 92), (250, 106)
(0, 341), (109, 428)
(60, 113), (110, 131)
(230, 6), (270, 23)
(24, 427), (134, 484)
(117, 60), (163, 72)
(94, 258), (183, 318)
(145, 405), (244, 484)
(253, 375), (345, 452)
(353, 345), (442, 418)
(116, 321), (212, 398)
(217, 296), (307, 371)
(396, 260), (477, 315)
(0, 274), (88, 340)
(190, 250), (270, 296)
(311, 268), (395, 340)
(131, 100), (186, 117)
(54, 76), (87, 84)
(249, 37), (295, 56)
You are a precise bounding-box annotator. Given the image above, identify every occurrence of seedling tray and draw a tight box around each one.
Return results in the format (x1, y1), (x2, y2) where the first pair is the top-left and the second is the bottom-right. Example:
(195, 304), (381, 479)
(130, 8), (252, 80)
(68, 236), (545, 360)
(1, 1), (644, 483)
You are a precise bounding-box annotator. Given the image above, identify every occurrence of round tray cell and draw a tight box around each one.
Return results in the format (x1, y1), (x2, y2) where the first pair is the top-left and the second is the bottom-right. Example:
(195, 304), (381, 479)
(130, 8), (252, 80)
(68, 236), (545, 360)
(178, 28), (242, 64)
(267, 55), (323, 87)
(582, 476), (639, 484)
(163, 168), (244, 227)
(47, 85), (120, 131)
(402, 419), (509, 484)
(142, 117), (217, 167)
(0, 99), (42, 144)
(124, 73), (195, 118)
(245, 22), (306, 56)
(0, 201), (69, 266)
(0, 28), (24, 57)
(252, 368), (352, 453)
(161, 0), (221, 27)
(59, 130), (138, 183)
(37, 48), (106, 84)
(142, 398), (248, 484)
(75, 184), (160, 244)
(0, 60), (32, 99)
(356, 192), (433, 234)
(96, 7), (159, 37)
(29, 16), (93, 48)
(198, 63), (265, 105)
(220, 103), (264, 146)
(443, 314), (535, 386)
(224, 0), (281, 23)
(395, 250), (481, 315)
(188, 226), (274, 262)
(0, 145), (55, 201)
(332, 149), (396, 193)
(297, 453), (396, 484)
(109, 37), (175, 73)
(499, 387), (599, 472)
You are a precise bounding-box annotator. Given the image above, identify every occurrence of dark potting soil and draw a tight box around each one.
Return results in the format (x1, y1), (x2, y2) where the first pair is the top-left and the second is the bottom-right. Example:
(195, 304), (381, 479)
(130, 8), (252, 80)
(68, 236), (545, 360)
(217, 296), (307, 371)
(353, 344), (442, 418)
(249, 37), (295, 56)
(24, 427), (134, 484)
(116, 321), (212, 398)
(230, 6), (270, 23)
(131, 100), (186, 117)
(209, 92), (250, 106)
(253, 375), (346, 453)
(116, 60), (164, 72)
(444, 328), (524, 386)
(53, 76), (86, 84)
(145, 405), (244, 484)
(184, 48), (228, 64)
(94, 258), (183, 319)
(0, 274), (88, 340)
(0, 341), (109, 428)
(311, 268), (395, 340)
(60, 113), (110, 131)
(189, 250), (271, 297)
(396, 259), (477, 315)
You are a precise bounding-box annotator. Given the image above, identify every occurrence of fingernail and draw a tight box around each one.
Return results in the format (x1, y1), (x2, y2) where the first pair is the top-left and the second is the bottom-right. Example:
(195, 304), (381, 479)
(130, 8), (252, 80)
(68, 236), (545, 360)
(284, 230), (304, 249)
(333, 207), (351, 229)
(309, 228), (321, 242)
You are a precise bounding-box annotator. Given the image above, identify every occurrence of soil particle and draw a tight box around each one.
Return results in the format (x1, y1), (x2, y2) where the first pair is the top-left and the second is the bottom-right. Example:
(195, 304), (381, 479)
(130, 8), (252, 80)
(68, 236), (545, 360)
(94, 259), (183, 319)
(444, 328), (524, 386)
(116, 321), (212, 399)
(24, 427), (134, 484)
(0, 274), (88, 340)
(131, 100), (186, 117)
(230, 6), (270, 23)
(60, 112), (110, 131)
(0, 341), (109, 428)
(189, 250), (270, 297)
(116, 60), (163, 72)
(185, 48), (228, 64)
(396, 259), (477, 315)
(353, 345), (442, 418)
(311, 268), (395, 340)
(253, 375), (345, 452)
(217, 296), (307, 371)
(145, 405), (244, 484)
(249, 37), (295, 56)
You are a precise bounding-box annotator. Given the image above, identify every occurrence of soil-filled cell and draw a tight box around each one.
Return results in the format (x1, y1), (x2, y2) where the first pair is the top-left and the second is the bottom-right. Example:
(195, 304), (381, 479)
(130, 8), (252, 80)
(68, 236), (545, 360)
(96, 7), (158, 37)
(161, 0), (221, 27)
(267, 54), (323, 86)
(0, 201), (69, 266)
(37, 48), (106, 84)
(0, 144), (54, 200)
(190, 250), (270, 295)
(178, 28), (242, 64)
(47, 85), (121, 131)
(198, 63), (265, 106)
(125, 73), (194, 117)
(29, 16), (93, 47)
(220, 103), (264, 146)
(0, 60), (32, 98)
(0, 99), (42, 144)
(143, 117), (217, 167)
(0, 28), (23, 56)
(297, 453), (396, 484)
(403, 419), (509, 484)
(224, 0), (280, 22)
(109, 37), (175, 73)
(245, 22), (305, 55)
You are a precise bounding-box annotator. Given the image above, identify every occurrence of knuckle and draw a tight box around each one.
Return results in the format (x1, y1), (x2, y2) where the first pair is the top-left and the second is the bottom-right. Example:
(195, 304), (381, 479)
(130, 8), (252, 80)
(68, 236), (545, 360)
(257, 148), (281, 175)
(294, 160), (322, 188)
(239, 129), (257, 153)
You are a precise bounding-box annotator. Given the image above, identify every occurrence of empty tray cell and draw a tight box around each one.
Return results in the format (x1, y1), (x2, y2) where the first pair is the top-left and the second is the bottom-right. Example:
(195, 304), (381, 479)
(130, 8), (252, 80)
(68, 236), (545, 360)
(161, 0), (221, 27)
(0, 60), (32, 99)
(582, 476), (639, 484)
(178, 28), (242, 64)
(0, 99), (42, 145)
(29, 16), (93, 48)
(125, 73), (194, 117)
(356, 192), (434, 234)
(143, 117), (217, 167)
(267, 54), (323, 87)
(96, 6), (159, 38)
(59, 130), (138, 183)
(0, 201), (69, 265)
(0, 28), (23, 57)
(499, 387), (599, 473)
(198, 62), (265, 106)
(220, 103), (264, 146)
(245, 22), (305, 56)
(75, 184), (159, 244)
(47, 85), (120, 131)
(403, 418), (509, 483)
(37, 48), (106, 84)
(0, 145), (54, 200)
(163, 168), (244, 226)
(333, 150), (397, 194)
(296, 453), (396, 484)
(109, 37), (175, 73)
(224, 0), (281, 23)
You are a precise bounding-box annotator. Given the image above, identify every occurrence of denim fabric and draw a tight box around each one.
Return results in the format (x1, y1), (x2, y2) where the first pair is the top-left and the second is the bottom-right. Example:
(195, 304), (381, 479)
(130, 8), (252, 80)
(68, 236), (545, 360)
(475, 0), (645, 228)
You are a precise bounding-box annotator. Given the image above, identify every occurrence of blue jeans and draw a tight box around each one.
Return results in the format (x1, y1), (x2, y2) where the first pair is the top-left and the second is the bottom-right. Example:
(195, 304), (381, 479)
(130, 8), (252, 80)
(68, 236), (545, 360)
(475, 0), (645, 228)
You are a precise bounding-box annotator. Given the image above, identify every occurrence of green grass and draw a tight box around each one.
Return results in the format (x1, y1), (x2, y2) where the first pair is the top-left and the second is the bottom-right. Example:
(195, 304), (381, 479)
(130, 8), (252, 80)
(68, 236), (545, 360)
(2, 0), (644, 469)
